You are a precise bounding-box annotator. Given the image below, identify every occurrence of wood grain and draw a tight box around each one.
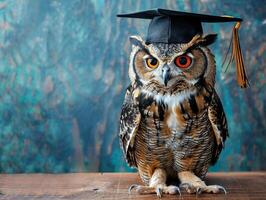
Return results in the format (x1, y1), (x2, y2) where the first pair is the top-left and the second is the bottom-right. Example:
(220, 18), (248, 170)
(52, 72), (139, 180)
(0, 172), (265, 200)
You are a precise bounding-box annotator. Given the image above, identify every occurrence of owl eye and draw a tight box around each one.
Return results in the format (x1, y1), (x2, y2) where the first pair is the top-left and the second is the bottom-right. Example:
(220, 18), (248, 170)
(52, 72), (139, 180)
(174, 55), (192, 69)
(146, 57), (159, 69)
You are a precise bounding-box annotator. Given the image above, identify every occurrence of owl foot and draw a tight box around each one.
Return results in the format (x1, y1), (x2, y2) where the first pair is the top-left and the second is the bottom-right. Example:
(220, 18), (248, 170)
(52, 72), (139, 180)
(180, 182), (227, 194)
(129, 184), (181, 198)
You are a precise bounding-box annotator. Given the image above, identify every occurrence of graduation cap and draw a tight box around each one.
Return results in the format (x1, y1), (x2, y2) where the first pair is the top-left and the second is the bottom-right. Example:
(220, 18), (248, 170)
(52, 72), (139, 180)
(117, 8), (249, 88)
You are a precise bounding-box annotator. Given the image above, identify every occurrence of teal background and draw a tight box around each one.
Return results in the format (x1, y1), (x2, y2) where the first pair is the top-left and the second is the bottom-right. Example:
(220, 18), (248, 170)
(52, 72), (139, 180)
(0, 0), (265, 173)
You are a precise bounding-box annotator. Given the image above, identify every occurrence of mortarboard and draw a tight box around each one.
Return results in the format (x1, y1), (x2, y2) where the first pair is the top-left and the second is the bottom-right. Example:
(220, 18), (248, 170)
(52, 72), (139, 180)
(117, 8), (249, 88)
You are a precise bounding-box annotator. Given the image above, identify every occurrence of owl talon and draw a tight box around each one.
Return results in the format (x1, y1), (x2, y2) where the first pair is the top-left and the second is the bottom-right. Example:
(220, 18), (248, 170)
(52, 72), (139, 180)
(128, 184), (156, 194)
(180, 182), (227, 194)
(167, 185), (181, 196)
(180, 182), (196, 193)
(128, 184), (181, 197)
(196, 187), (202, 195)
(210, 185), (227, 194)
(200, 185), (227, 194)
(167, 186), (181, 196)
(219, 186), (227, 194)
(128, 184), (138, 194)
(156, 187), (162, 198)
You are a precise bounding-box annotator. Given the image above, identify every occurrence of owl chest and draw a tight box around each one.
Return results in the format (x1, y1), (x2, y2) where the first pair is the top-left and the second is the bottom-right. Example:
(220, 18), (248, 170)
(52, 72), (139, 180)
(137, 92), (211, 151)
(165, 107), (184, 138)
(139, 103), (187, 145)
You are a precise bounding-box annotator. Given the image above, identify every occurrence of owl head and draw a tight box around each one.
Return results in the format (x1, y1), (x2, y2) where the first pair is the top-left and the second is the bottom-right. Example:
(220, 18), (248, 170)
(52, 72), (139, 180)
(128, 34), (217, 96)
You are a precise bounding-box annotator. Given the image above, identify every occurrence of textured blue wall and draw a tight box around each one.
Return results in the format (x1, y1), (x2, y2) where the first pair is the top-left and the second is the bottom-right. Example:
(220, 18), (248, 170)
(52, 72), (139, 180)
(0, 0), (265, 173)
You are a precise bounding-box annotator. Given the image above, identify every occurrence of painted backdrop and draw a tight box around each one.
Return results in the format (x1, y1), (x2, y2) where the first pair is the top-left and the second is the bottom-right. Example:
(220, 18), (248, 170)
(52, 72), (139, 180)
(0, 0), (265, 173)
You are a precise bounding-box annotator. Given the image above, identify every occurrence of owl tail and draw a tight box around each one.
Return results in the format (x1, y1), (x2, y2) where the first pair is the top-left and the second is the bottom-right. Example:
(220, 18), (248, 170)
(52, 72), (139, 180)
(223, 22), (249, 88)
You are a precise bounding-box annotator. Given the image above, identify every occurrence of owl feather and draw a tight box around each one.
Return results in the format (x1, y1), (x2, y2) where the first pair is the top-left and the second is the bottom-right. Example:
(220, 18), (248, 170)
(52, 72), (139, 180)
(119, 84), (141, 167)
(208, 90), (228, 164)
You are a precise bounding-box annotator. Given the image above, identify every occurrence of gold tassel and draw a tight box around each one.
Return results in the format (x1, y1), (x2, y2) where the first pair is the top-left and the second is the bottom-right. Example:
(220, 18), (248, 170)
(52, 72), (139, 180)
(232, 22), (249, 88)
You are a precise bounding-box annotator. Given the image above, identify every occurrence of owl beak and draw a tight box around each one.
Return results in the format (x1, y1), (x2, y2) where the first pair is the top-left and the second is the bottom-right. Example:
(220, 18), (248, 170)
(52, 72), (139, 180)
(162, 65), (170, 86)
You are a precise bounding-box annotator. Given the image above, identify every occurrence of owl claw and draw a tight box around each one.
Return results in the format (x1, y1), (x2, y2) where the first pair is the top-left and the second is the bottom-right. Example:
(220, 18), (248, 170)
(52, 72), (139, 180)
(196, 187), (202, 195)
(216, 185), (227, 194)
(175, 187), (181, 196)
(162, 185), (181, 196)
(156, 187), (162, 198)
(128, 184), (155, 195)
(201, 185), (227, 194)
(180, 182), (227, 194)
(128, 184), (138, 194)
(128, 184), (181, 197)
(180, 182), (192, 192)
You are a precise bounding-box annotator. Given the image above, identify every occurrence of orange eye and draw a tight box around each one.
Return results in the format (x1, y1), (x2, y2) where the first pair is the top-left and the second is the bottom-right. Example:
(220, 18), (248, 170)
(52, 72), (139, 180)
(146, 57), (159, 69)
(174, 55), (192, 69)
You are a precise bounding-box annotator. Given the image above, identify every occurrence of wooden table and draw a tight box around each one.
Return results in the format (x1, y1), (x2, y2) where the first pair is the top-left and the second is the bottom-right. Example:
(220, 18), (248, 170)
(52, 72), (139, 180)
(0, 172), (265, 199)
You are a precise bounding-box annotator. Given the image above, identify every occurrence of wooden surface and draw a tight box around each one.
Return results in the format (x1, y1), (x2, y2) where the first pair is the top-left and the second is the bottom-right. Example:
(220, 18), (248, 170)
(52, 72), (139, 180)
(0, 172), (265, 200)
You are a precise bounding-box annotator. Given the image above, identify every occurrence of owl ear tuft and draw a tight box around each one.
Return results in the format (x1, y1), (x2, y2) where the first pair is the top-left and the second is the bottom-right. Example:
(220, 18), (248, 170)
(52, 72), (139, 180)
(129, 35), (148, 50)
(201, 34), (217, 46)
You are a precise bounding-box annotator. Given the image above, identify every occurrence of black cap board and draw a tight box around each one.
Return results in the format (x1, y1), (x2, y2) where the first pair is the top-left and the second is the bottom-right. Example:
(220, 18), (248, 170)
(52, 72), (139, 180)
(117, 8), (242, 44)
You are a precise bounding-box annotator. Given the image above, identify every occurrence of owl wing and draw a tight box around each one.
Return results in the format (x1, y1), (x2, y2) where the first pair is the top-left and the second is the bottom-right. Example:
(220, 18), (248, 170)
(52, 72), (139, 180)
(119, 85), (141, 167)
(208, 90), (229, 165)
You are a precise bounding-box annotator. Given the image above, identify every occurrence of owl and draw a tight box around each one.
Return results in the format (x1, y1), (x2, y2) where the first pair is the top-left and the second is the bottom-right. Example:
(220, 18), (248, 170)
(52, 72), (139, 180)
(119, 34), (228, 197)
